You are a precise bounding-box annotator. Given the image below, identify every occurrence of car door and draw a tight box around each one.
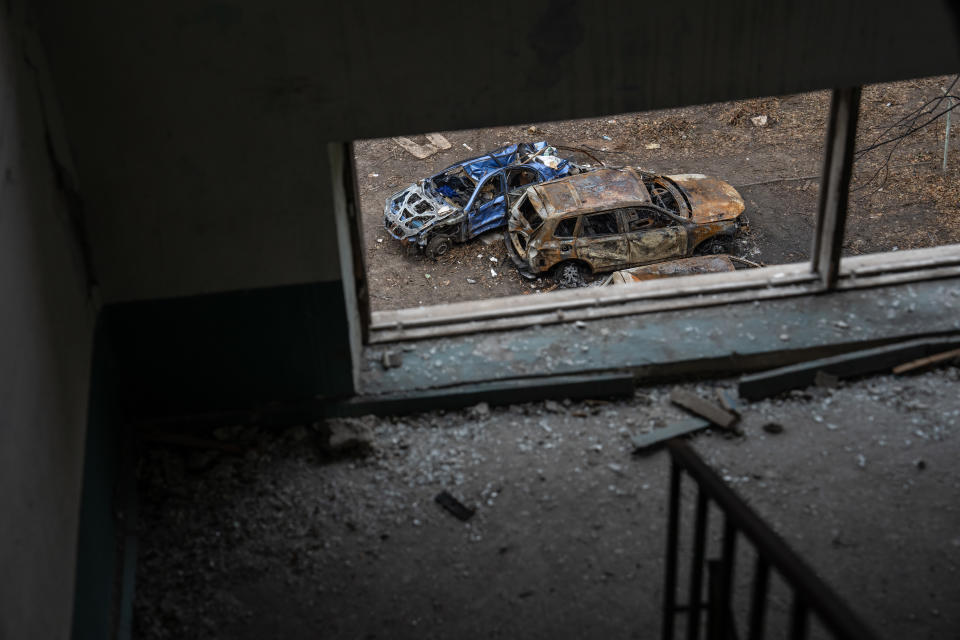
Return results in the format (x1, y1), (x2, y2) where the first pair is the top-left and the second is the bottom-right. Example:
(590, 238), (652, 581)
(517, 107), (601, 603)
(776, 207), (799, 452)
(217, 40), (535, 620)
(505, 166), (542, 209)
(466, 172), (507, 237)
(623, 207), (687, 265)
(574, 210), (628, 271)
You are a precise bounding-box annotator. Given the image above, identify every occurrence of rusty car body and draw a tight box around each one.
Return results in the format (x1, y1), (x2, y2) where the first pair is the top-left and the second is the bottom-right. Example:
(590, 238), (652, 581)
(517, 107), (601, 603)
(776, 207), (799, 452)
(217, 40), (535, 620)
(504, 167), (745, 286)
(606, 255), (737, 284)
(384, 142), (596, 259)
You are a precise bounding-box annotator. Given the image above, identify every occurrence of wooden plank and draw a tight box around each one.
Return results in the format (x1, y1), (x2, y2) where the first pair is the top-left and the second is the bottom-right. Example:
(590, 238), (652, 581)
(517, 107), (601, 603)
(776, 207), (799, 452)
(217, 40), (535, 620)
(892, 347), (960, 375)
(332, 372), (635, 417)
(739, 336), (960, 400)
(631, 418), (710, 451)
(670, 389), (739, 429)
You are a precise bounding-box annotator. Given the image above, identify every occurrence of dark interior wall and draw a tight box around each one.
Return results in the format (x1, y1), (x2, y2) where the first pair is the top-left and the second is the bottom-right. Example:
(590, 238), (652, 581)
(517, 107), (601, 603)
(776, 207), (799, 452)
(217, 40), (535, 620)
(32, 1), (960, 306)
(0, 4), (97, 639)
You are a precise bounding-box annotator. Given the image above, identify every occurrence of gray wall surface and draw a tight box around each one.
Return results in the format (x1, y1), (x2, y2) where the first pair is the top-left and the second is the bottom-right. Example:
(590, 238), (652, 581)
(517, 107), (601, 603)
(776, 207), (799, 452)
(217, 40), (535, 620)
(0, 5), (97, 640)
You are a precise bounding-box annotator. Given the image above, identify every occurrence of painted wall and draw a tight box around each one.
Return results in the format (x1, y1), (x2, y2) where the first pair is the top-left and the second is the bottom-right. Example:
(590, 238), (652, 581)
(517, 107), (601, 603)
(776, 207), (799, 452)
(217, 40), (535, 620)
(0, 6), (97, 639)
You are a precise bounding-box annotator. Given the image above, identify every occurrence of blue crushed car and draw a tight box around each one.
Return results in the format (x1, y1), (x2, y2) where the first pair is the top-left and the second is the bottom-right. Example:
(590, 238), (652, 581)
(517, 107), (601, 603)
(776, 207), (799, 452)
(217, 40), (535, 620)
(384, 141), (595, 259)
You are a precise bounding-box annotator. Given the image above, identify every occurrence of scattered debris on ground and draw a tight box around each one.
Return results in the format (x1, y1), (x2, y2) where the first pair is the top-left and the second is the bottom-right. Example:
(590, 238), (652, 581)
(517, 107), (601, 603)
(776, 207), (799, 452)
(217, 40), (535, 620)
(434, 491), (475, 521)
(669, 388), (740, 430)
(134, 368), (960, 640)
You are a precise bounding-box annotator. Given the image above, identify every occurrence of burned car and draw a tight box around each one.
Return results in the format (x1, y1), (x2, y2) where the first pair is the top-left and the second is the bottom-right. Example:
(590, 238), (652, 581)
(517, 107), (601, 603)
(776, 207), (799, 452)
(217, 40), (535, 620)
(505, 167), (745, 287)
(384, 142), (593, 259)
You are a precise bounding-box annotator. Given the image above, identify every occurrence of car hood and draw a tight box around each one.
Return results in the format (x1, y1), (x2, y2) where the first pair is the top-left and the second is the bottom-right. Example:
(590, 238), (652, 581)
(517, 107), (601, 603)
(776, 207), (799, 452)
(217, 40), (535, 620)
(384, 182), (458, 240)
(666, 174), (745, 223)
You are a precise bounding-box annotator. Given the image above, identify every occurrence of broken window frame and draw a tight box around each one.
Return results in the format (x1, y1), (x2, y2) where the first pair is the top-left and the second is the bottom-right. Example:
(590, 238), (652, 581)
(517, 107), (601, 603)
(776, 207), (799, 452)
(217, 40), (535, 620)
(580, 211), (621, 238)
(345, 88), (960, 346)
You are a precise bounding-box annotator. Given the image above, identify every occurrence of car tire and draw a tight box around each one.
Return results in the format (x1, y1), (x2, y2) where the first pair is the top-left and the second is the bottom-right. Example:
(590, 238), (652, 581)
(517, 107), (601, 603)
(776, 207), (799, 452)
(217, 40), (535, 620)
(425, 235), (452, 260)
(554, 261), (586, 288)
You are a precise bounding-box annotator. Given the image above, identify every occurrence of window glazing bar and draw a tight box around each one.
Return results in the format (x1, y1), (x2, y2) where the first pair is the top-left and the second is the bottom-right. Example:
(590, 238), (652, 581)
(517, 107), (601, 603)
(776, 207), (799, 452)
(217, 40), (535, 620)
(811, 87), (861, 289)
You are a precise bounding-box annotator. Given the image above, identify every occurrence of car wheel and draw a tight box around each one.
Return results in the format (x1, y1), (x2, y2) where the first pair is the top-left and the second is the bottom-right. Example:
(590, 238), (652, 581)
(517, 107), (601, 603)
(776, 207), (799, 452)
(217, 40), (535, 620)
(425, 235), (452, 260)
(554, 262), (586, 288)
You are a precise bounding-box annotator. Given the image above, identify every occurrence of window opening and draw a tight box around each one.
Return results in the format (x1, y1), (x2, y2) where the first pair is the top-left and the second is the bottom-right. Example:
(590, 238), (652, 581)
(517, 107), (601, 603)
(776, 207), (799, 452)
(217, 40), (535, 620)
(554, 217), (577, 238)
(356, 75), (960, 330)
(580, 212), (620, 237)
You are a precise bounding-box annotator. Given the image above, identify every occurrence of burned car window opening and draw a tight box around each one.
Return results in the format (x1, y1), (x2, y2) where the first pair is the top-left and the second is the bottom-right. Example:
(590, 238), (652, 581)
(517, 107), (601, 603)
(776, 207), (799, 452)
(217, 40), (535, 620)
(644, 177), (688, 218)
(476, 174), (504, 206)
(554, 217), (576, 238)
(581, 212), (620, 237)
(625, 208), (658, 232)
(518, 195), (543, 230)
(432, 169), (475, 207)
(508, 168), (539, 191)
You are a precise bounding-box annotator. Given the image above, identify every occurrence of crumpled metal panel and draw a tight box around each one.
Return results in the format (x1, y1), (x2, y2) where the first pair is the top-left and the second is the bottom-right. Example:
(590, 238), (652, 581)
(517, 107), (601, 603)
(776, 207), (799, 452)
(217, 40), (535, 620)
(453, 141), (572, 182)
(607, 255), (736, 284)
(666, 174), (745, 223)
(535, 167), (651, 217)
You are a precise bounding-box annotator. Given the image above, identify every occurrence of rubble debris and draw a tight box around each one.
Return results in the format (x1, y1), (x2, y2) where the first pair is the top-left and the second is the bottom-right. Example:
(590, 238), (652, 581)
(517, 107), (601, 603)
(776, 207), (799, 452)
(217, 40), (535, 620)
(739, 336), (960, 400)
(814, 370), (839, 388)
(631, 417), (710, 451)
(715, 388), (740, 414)
(504, 167), (745, 285)
(426, 133), (452, 150)
(669, 388), (739, 430)
(469, 402), (491, 419)
(382, 350), (403, 369)
(543, 399), (564, 413)
(323, 418), (373, 454)
(892, 347), (960, 375)
(435, 490), (475, 521)
(392, 133), (452, 159)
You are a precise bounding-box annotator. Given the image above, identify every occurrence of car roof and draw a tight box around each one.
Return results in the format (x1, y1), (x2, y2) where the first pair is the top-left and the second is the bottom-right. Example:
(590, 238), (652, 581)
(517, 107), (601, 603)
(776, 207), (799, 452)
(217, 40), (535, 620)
(529, 167), (652, 217)
(436, 141), (572, 183)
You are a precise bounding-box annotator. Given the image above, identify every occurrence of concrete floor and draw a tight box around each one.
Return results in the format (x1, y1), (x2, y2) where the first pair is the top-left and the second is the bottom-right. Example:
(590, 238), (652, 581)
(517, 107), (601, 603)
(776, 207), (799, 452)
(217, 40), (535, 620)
(133, 367), (960, 639)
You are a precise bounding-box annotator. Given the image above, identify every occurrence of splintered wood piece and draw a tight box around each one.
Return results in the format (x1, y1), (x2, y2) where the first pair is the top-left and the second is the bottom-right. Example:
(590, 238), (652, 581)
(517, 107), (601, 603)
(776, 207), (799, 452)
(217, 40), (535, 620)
(670, 389), (739, 429)
(892, 347), (960, 375)
(631, 418), (710, 451)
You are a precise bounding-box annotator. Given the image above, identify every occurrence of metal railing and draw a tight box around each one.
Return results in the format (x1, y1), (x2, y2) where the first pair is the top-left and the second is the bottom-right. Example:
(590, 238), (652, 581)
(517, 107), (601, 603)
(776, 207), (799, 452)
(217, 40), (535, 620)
(662, 439), (880, 640)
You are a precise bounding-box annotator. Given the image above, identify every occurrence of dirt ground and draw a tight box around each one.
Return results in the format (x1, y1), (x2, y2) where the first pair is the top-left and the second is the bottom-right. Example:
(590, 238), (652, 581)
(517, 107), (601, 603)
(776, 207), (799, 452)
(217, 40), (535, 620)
(354, 76), (960, 312)
(133, 367), (960, 639)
